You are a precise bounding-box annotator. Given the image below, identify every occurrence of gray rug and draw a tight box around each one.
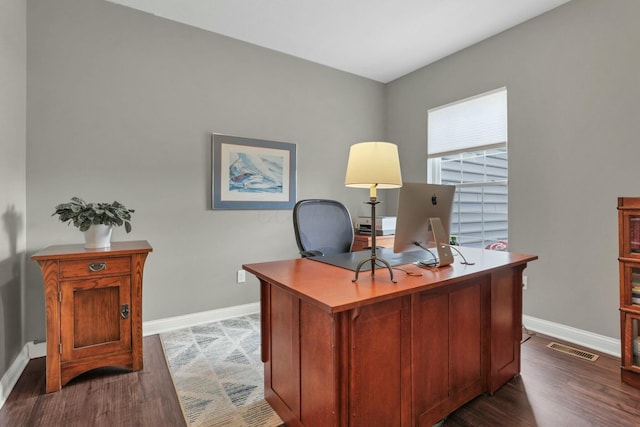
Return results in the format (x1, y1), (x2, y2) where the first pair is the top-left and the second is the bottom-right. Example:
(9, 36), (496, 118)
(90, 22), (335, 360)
(160, 314), (284, 427)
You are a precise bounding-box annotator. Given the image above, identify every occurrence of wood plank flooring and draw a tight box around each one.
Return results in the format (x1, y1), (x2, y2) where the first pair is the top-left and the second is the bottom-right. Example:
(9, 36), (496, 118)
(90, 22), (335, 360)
(444, 332), (640, 426)
(0, 335), (186, 427)
(1, 331), (640, 426)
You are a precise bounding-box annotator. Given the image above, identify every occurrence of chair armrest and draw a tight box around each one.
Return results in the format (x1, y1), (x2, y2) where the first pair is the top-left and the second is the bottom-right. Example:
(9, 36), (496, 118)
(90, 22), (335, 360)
(300, 250), (323, 258)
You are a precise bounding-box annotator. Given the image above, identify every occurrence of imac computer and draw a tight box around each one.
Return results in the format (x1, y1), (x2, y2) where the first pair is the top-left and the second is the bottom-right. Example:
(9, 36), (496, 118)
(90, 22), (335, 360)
(393, 182), (456, 267)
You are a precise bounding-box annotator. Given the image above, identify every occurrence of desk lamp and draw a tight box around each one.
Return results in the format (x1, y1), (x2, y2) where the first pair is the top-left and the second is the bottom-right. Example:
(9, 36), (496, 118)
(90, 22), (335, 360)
(345, 141), (402, 282)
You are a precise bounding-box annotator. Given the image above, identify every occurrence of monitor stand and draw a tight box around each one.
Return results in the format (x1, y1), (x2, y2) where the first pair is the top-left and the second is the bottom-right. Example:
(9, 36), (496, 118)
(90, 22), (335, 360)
(429, 217), (453, 267)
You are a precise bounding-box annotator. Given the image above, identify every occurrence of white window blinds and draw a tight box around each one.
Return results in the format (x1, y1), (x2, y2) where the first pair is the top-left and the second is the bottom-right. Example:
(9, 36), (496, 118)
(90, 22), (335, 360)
(428, 87), (507, 158)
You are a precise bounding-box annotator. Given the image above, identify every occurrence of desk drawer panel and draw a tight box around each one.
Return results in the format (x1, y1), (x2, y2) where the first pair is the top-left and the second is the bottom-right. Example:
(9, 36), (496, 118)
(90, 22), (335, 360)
(60, 256), (131, 279)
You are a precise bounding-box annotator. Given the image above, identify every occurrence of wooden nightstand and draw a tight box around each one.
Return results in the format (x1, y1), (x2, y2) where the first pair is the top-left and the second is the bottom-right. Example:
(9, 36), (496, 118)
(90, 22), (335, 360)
(32, 240), (152, 393)
(352, 233), (395, 251)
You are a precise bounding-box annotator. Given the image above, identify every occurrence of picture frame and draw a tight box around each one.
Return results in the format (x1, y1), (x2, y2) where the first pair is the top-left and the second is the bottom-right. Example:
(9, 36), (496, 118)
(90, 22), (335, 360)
(212, 134), (297, 210)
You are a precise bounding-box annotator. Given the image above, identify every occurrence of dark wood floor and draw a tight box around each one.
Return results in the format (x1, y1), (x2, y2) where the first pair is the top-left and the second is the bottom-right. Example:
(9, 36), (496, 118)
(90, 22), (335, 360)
(0, 335), (186, 427)
(444, 332), (640, 426)
(1, 332), (640, 426)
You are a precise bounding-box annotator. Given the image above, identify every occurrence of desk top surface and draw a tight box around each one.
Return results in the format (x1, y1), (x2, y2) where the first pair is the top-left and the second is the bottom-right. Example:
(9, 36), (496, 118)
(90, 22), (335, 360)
(243, 247), (537, 313)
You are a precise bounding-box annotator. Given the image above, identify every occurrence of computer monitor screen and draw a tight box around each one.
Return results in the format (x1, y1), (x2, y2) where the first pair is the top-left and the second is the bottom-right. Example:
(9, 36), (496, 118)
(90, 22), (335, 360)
(393, 182), (455, 254)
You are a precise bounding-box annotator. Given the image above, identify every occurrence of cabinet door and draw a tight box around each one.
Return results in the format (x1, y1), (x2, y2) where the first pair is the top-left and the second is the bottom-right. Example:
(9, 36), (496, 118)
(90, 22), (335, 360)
(621, 264), (640, 308)
(622, 313), (640, 370)
(60, 275), (132, 362)
(621, 312), (640, 388)
(620, 210), (640, 259)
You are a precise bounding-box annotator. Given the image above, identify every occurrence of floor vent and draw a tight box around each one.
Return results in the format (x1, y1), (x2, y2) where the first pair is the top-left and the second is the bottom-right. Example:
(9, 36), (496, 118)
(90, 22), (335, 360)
(547, 342), (599, 362)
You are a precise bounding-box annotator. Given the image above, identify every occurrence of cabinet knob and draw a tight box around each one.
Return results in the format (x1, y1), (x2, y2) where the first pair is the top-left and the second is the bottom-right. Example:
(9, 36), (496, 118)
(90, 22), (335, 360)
(121, 304), (130, 319)
(88, 262), (106, 272)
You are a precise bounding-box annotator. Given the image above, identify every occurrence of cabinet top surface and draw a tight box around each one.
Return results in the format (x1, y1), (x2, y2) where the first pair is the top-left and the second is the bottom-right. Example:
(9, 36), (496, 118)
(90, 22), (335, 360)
(31, 240), (152, 260)
(618, 197), (640, 209)
(243, 247), (537, 313)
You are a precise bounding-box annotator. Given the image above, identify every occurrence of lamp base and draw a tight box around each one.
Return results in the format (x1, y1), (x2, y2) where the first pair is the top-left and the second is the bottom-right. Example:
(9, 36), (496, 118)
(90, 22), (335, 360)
(351, 198), (397, 283)
(352, 254), (396, 283)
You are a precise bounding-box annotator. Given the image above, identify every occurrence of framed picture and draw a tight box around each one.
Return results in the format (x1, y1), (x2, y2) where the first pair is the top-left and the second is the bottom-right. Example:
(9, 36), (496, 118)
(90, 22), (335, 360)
(212, 134), (297, 210)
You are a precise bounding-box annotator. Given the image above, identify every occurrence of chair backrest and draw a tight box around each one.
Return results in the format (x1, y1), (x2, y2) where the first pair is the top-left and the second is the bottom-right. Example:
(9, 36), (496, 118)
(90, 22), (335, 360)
(293, 199), (354, 257)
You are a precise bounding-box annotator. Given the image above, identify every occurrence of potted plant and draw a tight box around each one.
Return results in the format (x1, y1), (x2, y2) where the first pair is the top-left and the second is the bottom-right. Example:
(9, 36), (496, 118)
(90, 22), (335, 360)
(52, 197), (134, 248)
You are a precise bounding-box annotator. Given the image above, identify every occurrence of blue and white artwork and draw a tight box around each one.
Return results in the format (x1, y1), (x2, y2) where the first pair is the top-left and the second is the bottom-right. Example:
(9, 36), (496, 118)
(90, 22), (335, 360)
(228, 152), (283, 194)
(212, 134), (296, 210)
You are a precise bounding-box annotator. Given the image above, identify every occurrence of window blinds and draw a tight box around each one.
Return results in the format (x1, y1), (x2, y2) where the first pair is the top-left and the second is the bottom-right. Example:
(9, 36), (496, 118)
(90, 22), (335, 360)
(428, 87), (507, 158)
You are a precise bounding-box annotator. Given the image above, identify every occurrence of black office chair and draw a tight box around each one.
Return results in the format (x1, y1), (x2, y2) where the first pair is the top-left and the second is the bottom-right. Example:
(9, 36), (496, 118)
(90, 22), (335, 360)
(293, 199), (354, 258)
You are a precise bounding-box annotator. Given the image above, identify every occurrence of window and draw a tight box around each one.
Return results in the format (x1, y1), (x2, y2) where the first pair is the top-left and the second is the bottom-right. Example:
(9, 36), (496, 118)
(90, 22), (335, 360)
(427, 88), (508, 249)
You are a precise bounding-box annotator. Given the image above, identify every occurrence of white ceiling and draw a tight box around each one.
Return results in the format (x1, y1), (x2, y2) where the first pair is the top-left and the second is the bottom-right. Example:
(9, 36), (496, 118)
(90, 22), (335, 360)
(107, 0), (571, 83)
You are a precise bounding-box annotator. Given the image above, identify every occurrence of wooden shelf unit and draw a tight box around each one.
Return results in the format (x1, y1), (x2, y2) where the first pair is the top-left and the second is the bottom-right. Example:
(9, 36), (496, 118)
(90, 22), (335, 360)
(32, 240), (152, 393)
(618, 197), (640, 387)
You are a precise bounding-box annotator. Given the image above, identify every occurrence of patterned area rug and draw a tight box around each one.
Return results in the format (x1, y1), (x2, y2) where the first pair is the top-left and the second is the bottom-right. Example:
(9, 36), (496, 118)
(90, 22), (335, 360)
(160, 314), (284, 427)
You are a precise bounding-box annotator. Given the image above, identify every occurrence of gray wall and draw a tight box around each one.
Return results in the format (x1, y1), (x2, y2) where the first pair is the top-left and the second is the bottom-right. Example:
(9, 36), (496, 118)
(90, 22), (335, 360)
(0, 0), (27, 379)
(24, 0), (385, 344)
(386, 0), (640, 338)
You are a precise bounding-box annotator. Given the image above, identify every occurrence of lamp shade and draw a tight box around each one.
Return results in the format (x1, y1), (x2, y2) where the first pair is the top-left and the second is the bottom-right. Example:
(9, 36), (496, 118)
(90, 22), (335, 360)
(345, 142), (403, 191)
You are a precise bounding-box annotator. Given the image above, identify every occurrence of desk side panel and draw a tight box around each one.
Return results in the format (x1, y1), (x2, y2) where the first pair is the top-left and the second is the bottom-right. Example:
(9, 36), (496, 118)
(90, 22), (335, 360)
(414, 279), (485, 426)
(300, 300), (337, 426)
(448, 281), (485, 409)
(349, 297), (411, 427)
(413, 289), (449, 419)
(489, 266), (525, 393)
(268, 284), (300, 418)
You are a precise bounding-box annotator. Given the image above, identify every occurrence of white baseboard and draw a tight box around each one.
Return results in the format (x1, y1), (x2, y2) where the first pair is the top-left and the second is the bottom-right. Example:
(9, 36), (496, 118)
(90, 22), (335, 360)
(0, 345), (29, 410)
(28, 341), (46, 359)
(142, 302), (260, 336)
(523, 314), (620, 357)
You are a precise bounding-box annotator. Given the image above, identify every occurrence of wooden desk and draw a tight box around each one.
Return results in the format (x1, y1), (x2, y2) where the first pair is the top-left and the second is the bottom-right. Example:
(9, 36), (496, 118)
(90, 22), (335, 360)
(352, 233), (395, 251)
(243, 247), (537, 427)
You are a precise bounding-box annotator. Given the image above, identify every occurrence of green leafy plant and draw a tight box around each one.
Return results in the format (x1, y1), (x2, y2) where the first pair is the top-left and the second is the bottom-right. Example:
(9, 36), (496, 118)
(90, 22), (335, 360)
(53, 197), (134, 233)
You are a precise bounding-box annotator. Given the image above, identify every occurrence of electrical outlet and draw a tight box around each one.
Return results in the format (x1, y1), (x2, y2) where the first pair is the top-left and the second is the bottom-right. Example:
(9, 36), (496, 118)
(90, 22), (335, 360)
(236, 270), (246, 283)
(522, 275), (528, 290)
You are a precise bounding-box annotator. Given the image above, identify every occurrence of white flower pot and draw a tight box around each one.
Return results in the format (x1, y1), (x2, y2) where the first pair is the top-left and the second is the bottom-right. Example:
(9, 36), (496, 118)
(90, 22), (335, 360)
(84, 224), (113, 249)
